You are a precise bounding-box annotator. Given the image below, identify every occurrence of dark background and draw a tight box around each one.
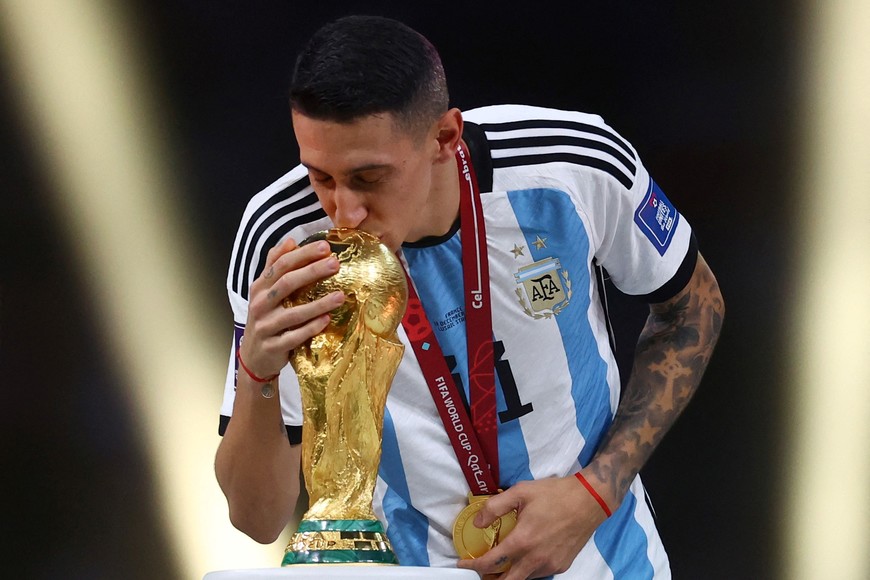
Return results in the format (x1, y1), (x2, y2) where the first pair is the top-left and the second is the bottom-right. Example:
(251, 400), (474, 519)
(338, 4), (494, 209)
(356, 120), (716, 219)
(1, 1), (797, 578)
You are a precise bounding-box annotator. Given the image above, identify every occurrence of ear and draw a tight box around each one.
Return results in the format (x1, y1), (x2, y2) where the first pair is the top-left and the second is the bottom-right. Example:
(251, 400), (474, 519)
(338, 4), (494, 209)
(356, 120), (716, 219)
(433, 108), (464, 162)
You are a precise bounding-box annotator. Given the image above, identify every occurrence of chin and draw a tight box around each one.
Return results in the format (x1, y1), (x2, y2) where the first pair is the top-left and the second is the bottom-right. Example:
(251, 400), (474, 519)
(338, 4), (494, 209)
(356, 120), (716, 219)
(382, 239), (401, 253)
(363, 231), (396, 253)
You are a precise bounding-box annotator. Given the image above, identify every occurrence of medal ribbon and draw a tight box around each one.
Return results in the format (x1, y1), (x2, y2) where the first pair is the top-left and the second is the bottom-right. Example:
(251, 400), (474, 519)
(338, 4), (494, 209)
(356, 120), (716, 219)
(400, 143), (498, 495)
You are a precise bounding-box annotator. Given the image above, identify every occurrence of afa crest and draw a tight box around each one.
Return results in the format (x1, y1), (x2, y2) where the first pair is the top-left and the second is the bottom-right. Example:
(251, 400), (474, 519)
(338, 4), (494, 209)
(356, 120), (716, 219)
(514, 257), (572, 319)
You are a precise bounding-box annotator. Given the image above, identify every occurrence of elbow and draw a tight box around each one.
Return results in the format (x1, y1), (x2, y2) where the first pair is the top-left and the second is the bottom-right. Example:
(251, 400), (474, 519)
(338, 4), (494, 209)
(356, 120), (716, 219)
(228, 505), (290, 544)
(214, 429), (301, 544)
(217, 471), (297, 544)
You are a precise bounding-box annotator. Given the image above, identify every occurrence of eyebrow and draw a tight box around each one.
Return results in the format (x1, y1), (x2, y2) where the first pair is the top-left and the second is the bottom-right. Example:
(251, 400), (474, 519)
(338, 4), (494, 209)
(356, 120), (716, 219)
(301, 161), (394, 176)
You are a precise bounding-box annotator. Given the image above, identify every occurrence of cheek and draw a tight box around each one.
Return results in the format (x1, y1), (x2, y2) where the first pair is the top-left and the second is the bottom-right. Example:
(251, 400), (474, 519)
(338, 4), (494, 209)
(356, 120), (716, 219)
(402, 164), (433, 202)
(392, 182), (427, 218)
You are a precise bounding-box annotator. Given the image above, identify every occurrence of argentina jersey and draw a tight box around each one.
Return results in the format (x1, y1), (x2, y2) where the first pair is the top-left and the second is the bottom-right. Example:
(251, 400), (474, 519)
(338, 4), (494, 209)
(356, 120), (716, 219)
(381, 185), (668, 577)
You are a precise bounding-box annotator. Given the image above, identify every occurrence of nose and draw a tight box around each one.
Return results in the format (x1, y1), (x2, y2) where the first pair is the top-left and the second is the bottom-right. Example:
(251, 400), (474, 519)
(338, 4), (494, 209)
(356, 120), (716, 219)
(328, 185), (368, 229)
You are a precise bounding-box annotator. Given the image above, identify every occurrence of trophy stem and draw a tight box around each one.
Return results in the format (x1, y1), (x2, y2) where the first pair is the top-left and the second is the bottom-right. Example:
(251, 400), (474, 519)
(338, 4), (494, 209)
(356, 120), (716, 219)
(282, 519), (398, 565)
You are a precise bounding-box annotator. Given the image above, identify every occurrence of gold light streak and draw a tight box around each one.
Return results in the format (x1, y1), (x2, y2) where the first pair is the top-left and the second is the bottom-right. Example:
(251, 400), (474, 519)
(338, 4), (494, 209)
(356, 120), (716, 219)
(0, 1), (285, 576)
(786, 1), (870, 578)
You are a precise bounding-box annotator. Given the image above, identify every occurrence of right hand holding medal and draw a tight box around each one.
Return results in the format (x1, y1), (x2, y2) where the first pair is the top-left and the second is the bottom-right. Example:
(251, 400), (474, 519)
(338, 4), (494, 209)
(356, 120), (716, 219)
(453, 493), (517, 572)
(456, 475), (612, 580)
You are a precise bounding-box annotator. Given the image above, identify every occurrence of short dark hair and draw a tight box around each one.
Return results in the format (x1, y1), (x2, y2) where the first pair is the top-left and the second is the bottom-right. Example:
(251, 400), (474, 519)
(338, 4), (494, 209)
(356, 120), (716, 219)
(290, 15), (449, 136)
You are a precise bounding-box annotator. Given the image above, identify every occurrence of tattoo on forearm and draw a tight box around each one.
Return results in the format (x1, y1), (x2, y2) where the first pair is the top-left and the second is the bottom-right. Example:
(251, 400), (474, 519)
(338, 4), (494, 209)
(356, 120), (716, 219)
(591, 258), (725, 502)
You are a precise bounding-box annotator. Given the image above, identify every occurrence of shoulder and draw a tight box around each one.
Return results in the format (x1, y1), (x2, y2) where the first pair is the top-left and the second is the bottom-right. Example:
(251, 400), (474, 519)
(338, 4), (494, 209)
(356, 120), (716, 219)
(464, 104), (639, 191)
(227, 164), (331, 300)
(464, 104), (608, 127)
(238, 164), (317, 226)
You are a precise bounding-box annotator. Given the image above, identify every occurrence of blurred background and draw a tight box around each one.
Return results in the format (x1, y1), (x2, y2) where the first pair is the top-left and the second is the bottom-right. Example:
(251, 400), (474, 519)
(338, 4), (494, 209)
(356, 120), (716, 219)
(1, 1), (867, 578)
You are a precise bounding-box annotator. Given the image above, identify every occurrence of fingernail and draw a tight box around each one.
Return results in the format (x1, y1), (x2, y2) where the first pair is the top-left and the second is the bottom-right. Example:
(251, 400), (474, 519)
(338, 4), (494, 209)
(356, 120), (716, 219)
(331, 291), (345, 304)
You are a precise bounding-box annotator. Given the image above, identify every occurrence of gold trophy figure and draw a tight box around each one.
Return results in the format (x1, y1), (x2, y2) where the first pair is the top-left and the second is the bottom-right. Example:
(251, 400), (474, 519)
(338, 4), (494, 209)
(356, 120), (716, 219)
(281, 228), (408, 566)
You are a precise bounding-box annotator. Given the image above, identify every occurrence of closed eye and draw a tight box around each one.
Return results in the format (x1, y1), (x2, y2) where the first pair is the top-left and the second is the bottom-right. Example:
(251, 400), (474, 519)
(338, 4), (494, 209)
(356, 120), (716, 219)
(350, 169), (391, 190)
(353, 174), (383, 186)
(308, 169), (333, 185)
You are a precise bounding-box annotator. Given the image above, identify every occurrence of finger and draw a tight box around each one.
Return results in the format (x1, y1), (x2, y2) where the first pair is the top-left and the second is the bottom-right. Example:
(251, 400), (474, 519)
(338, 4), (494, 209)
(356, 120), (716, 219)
(251, 289), (343, 345)
(457, 544), (515, 577)
(244, 297), (338, 377)
(252, 246), (338, 314)
(262, 237), (299, 280)
(268, 253), (341, 309)
(475, 489), (522, 528)
(475, 543), (537, 580)
(274, 312), (332, 351)
(277, 290), (344, 331)
(256, 239), (331, 295)
(271, 239), (333, 279)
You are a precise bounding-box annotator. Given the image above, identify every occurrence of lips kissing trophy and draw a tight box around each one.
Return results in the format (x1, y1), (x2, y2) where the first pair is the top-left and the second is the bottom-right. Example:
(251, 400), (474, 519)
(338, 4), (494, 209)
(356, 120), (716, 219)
(281, 228), (408, 566)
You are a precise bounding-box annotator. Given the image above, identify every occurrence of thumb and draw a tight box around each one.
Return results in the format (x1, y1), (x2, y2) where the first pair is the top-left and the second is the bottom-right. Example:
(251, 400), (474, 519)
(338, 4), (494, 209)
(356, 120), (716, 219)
(474, 489), (521, 528)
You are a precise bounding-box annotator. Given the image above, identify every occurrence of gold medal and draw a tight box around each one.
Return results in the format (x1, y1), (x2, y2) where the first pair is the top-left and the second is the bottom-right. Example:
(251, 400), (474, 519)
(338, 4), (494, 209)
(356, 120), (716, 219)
(453, 493), (517, 567)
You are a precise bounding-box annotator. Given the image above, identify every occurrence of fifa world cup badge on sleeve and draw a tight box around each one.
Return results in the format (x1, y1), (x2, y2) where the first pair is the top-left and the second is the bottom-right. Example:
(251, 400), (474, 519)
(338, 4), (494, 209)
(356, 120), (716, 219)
(634, 179), (680, 256)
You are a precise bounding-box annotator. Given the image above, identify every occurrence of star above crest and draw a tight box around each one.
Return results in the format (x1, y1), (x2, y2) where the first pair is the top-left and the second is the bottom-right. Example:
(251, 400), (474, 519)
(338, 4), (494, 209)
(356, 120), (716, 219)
(511, 244), (525, 258)
(532, 235), (548, 250)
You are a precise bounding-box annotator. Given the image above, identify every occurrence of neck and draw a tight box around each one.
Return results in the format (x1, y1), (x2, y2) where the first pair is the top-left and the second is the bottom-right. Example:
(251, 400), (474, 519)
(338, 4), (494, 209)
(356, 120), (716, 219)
(415, 145), (463, 242)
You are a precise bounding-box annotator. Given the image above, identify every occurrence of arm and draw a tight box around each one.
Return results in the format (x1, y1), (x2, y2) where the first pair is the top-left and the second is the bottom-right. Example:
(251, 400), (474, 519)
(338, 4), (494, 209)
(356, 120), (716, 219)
(459, 253), (724, 579)
(214, 237), (345, 543)
(584, 252), (724, 508)
(215, 375), (301, 543)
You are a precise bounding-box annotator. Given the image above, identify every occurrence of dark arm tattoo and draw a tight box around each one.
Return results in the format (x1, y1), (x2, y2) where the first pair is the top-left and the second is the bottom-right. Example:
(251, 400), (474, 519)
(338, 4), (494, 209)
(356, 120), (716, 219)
(589, 254), (725, 503)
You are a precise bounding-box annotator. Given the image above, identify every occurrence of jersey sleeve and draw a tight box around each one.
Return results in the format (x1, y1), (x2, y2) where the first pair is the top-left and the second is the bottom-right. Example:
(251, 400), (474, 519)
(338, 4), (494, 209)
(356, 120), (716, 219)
(218, 165), (320, 444)
(557, 115), (696, 301)
(218, 289), (303, 443)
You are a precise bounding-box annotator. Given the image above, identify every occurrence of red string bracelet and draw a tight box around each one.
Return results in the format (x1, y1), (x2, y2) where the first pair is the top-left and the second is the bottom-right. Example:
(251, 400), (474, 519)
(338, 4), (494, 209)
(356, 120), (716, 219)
(236, 350), (278, 384)
(574, 472), (612, 517)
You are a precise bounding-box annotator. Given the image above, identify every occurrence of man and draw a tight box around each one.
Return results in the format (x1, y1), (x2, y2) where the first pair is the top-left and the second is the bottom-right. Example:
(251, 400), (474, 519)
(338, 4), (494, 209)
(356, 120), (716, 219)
(215, 14), (724, 579)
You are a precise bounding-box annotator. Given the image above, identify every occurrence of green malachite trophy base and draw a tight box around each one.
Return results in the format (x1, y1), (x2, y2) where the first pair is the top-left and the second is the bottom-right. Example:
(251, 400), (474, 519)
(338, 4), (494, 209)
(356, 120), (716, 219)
(282, 520), (399, 566)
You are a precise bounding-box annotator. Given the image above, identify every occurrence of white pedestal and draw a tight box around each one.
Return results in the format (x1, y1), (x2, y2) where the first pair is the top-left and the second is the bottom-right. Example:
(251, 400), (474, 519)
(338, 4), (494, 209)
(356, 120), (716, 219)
(203, 567), (478, 579)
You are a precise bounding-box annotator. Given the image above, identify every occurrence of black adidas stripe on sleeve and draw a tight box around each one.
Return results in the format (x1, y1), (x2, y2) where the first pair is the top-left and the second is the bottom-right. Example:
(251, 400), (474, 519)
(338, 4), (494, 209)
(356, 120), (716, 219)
(479, 119), (638, 189)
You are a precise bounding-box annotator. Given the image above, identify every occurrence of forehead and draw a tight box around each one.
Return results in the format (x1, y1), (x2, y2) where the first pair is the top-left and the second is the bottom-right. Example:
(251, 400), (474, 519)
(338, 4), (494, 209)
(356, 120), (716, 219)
(292, 111), (415, 172)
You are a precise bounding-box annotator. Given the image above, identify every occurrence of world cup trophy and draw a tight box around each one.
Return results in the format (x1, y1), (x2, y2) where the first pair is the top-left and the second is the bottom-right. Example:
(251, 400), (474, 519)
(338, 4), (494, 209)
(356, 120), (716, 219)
(280, 228), (408, 566)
